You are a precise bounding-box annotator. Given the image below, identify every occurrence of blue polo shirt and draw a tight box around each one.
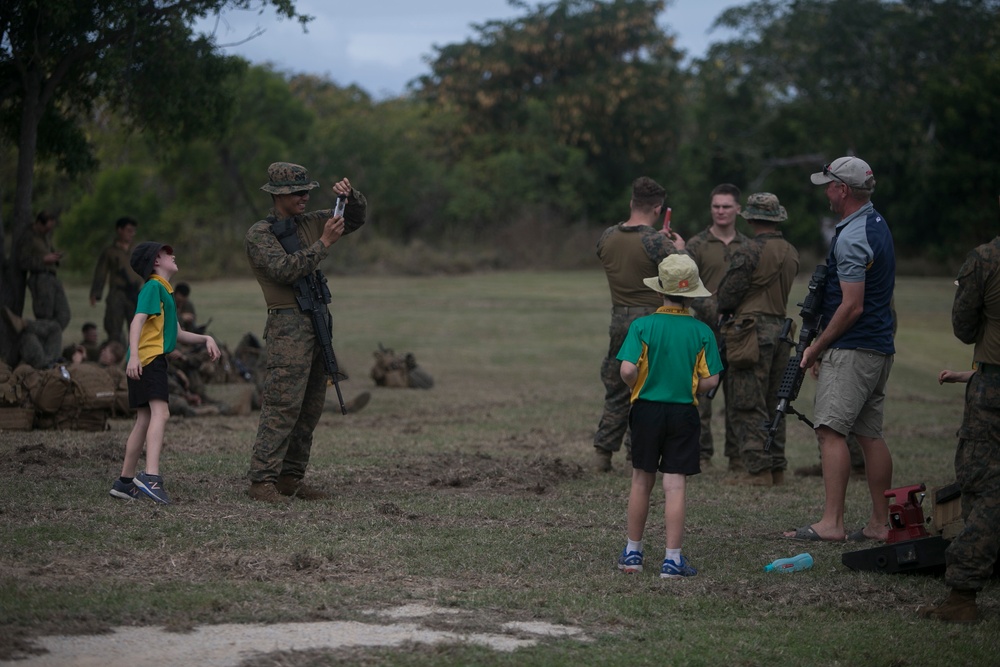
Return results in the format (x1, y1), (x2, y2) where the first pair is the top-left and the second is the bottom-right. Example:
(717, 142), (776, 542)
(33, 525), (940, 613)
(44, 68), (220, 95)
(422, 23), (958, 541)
(822, 202), (895, 354)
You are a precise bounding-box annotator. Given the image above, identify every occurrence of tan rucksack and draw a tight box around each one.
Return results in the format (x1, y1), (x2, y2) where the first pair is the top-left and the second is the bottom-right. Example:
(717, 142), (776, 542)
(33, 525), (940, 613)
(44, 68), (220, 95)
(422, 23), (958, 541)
(370, 343), (433, 389)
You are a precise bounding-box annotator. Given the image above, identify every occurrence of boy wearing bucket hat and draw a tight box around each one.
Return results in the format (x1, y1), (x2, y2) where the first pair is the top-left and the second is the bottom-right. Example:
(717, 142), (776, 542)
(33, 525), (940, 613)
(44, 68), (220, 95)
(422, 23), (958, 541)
(110, 242), (221, 503)
(715, 193), (799, 486)
(615, 254), (723, 579)
(244, 162), (367, 503)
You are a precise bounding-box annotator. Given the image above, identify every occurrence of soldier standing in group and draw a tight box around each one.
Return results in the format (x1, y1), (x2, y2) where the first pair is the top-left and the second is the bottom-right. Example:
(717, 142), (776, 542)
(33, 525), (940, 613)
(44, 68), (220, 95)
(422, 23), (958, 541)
(244, 162), (367, 504)
(593, 177), (684, 472)
(919, 194), (1000, 624)
(90, 217), (143, 344)
(715, 193), (799, 486)
(685, 184), (750, 470)
(18, 211), (70, 333)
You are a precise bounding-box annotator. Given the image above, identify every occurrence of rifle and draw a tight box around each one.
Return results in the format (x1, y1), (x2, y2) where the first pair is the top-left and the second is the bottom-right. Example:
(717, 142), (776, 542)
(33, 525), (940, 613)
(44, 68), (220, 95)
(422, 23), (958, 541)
(763, 263), (828, 452)
(292, 269), (348, 414)
(270, 205), (349, 414)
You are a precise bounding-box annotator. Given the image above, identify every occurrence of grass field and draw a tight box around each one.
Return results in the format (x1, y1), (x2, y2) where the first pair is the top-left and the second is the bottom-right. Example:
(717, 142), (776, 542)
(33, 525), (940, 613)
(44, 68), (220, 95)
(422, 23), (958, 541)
(1, 270), (996, 666)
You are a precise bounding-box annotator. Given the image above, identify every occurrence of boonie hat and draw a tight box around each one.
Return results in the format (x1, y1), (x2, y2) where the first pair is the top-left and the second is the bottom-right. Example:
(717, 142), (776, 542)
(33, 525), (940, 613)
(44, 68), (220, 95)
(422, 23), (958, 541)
(810, 156), (875, 189)
(260, 162), (320, 195)
(741, 192), (787, 222)
(130, 241), (173, 280)
(643, 255), (712, 298)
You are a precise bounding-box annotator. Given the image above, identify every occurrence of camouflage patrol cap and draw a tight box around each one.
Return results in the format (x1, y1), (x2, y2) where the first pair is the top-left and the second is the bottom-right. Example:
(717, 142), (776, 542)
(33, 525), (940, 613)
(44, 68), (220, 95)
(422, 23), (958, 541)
(260, 162), (320, 195)
(740, 192), (788, 222)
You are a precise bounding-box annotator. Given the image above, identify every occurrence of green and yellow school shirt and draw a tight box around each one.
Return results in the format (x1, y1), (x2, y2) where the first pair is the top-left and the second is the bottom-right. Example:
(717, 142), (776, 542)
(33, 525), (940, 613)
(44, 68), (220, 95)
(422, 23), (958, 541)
(616, 306), (723, 405)
(129, 274), (177, 367)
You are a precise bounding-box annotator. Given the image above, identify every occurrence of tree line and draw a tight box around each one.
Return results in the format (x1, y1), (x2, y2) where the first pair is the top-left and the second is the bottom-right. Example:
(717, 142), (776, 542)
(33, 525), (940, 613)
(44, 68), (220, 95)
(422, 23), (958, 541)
(2, 0), (998, 295)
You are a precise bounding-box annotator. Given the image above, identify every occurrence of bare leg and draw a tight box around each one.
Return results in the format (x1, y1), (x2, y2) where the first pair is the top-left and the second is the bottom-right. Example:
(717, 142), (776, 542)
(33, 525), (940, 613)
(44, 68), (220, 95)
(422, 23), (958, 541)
(662, 473), (686, 550)
(141, 399), (170, 475)
(857, 434), (892, 539)
(783, 425), (850, 540)
(121, 407), (151, 478)
(627, 469), (657, 542)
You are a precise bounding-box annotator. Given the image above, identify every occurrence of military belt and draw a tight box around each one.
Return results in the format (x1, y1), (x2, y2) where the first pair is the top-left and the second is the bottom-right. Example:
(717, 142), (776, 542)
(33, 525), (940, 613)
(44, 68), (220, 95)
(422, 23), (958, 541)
(267, 307), (299, 315)
(611, 305), (657, 315)
(978, 362), (1000, 375)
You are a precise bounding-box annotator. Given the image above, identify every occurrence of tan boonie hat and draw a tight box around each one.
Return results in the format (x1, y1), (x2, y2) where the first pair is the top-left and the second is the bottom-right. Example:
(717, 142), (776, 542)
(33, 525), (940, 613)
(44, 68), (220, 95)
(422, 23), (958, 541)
(810, 156), (875, 190)
(260, 162), (320, 195)
(643, 255), (712, 298)
(741, 192), (788, 222)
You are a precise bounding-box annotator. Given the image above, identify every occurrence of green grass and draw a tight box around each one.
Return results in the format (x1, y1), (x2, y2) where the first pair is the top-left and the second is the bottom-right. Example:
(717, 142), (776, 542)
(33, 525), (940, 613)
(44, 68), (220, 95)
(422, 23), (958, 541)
(1, 270), (994, 666)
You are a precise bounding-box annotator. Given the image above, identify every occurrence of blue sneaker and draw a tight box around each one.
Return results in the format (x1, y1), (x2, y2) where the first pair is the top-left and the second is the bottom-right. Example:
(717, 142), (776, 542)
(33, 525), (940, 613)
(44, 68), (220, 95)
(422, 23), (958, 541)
(109, 479), (141, 500)
(617, 548), (644, 573)
(134, 472), (171, 504)
(661, 555), (697, 579)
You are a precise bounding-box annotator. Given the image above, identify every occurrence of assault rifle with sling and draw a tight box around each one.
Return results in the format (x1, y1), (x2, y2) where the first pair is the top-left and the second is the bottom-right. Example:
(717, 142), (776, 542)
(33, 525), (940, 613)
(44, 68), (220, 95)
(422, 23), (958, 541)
(269, 197), (349, 414)
(763, 263), (827, 451)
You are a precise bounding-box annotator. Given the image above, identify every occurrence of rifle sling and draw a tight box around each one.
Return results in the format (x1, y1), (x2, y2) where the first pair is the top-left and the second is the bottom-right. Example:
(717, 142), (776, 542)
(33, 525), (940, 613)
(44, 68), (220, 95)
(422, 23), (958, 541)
(268, 215), (325, 305)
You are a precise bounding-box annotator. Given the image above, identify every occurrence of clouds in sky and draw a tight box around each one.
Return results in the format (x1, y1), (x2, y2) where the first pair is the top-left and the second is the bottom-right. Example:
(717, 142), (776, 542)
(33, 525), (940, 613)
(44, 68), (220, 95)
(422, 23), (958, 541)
(195, 1), (738, 98)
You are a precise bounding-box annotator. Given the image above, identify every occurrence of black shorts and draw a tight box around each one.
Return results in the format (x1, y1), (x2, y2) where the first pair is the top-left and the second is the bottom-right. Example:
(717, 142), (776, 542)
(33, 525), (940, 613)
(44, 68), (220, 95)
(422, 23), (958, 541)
(628, 400), (701, 475)
(127, 354), (169, 408)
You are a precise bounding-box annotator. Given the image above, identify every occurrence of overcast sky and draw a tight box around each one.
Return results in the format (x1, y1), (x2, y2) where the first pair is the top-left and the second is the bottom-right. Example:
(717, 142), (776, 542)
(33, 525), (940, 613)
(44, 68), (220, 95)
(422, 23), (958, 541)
(195, 1), (739, 99)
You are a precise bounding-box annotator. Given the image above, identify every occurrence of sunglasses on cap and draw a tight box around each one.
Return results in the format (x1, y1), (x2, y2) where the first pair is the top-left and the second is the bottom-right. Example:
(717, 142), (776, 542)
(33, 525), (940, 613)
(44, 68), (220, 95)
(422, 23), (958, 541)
(822, 163), (849, 186)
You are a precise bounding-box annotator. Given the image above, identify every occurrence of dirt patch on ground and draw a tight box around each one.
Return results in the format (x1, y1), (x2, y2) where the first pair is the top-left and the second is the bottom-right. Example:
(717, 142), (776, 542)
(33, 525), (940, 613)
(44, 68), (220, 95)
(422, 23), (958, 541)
(0, 604), (588, 666)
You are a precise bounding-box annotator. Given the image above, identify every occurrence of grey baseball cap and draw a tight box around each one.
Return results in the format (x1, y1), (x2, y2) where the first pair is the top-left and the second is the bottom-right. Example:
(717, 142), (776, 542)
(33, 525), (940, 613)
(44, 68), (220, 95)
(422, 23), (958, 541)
(810, 156), (875, 189)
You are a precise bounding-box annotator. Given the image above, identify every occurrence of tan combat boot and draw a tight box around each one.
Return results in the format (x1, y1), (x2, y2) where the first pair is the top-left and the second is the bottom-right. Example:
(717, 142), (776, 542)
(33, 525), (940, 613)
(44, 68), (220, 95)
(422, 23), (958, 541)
(248, 481), (291, 504)
(275, 475), (328, 500)
(918, 589), (978, 624)
(593, 448), (613, 473)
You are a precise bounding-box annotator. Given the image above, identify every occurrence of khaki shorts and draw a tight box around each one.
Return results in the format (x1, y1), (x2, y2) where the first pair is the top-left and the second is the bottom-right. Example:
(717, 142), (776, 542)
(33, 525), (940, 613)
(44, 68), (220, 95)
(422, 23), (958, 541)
(813, 347), (893, 438)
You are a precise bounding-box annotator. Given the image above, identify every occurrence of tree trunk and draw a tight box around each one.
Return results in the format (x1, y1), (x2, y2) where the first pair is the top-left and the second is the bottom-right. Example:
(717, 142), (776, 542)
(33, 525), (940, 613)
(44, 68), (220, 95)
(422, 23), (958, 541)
(0, 73), (42, 364)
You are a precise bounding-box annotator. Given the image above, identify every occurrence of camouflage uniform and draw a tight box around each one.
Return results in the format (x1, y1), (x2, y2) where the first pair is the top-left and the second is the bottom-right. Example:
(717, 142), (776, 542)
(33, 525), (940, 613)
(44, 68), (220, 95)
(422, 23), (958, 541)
(90, 242), (143, 344)
(685, 227), (749, 463)
(595, 222), (678, 456)
(945, 236), (1000, 592)
(18, 225), (70, 331)
(246, 163), (367, 485)
(716, 227), (799, 475)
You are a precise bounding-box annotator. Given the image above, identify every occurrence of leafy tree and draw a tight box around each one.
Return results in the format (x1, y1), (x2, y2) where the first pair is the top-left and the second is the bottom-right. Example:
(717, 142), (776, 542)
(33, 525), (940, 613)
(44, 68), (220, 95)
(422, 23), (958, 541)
(414, 0), (687, 228)
(687, 0), (1000, 256)
(0, 0), (308, 361)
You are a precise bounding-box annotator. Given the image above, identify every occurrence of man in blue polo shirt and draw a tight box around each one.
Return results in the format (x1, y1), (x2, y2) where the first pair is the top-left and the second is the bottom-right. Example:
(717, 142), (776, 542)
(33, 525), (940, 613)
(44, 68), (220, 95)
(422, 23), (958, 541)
(785, 156), (896, 543)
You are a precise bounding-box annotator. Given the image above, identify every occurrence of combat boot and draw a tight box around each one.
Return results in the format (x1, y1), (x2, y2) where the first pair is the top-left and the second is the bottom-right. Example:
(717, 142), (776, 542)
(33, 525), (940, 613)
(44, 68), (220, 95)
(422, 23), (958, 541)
(248, 481), (291, 504)
(918, 589), (979, 624)
(275, 475), (328, 500)
(771, 470), (785, 486)
(593, 447), (613, 473)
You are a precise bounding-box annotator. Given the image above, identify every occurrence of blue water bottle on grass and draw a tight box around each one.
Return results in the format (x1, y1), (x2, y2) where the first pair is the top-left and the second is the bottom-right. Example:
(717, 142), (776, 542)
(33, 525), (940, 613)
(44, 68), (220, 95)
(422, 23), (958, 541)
(764, 553), (813, 573)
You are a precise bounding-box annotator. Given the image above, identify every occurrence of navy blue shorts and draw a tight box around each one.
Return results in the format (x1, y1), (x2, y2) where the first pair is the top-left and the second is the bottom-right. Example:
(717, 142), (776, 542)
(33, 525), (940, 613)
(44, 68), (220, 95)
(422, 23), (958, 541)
(628, 400), (701, 475)
(127, 354), (169, 408)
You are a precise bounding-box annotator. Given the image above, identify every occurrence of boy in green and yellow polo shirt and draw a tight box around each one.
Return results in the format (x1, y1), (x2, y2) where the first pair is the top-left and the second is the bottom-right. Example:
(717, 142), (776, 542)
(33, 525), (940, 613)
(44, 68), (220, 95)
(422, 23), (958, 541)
(110, 242), (220, 504)
(616, 254), (723, 579)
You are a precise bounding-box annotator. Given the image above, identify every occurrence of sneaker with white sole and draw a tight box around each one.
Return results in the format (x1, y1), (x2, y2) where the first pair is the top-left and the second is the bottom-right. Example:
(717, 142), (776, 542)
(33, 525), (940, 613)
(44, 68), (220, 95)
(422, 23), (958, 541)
(660, 555), (697, 579)
(134, 472), (171, 504)
(109, 479), (142, 500)
(617, 548), (644, 574)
